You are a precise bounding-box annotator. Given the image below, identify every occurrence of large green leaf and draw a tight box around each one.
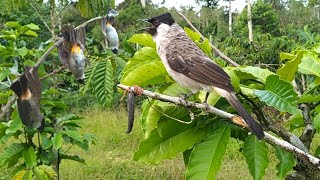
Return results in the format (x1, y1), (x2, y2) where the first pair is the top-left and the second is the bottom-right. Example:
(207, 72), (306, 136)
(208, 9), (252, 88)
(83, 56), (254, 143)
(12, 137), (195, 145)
(121, 47), (167, 86)
(133, 123), (209, 164)
(277, 51), (303, 81)
(274, 146), (295, 180)
(254, 75), (301, 115)
(0, 143), (25, 167)
(298, 94), (320, 103)
(62, 130), (84, 142)
(243, 135), (269, 180)
(84, 59), (114, 107)
(298, 51), (320, 77)
(235, 66), (274, 83)
(279, 52), (296, 61)
(186, 125), (231, 180)
(127, 33), (156, 48)
(121, 60), (167, 86)
(22, 147), (37, 168)
(141, 83), (191, 137)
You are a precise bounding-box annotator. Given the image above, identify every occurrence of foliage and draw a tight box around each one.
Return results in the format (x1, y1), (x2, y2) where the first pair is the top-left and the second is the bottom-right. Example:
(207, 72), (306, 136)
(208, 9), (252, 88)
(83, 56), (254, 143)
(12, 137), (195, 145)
(0, 21), (97, 179)
(235, 0), (280, 37)
(121, 27), (320, 179)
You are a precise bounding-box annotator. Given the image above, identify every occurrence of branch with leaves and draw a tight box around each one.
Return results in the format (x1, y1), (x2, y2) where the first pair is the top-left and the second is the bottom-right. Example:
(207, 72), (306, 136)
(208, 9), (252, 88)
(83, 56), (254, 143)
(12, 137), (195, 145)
(118, 84), (320, 169)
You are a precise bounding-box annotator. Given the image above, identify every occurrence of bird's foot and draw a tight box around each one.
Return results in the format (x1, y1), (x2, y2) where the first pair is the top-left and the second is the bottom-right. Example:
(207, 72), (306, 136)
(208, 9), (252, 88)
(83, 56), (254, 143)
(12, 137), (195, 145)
(177, 92), (194, 101)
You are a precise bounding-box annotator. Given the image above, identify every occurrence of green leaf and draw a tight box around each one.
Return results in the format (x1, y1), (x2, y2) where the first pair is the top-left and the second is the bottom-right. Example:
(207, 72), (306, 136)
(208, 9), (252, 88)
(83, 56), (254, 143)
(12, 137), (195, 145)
(277, 51), (303, 81)
(22, 147), (37, 168)
(62, 130), (84, 142)
(0, 68), (11, 82)
(0, 143), (25, 167)
(314, 114), (320, 133)
(60, 154), (86, 164)
(274, 146), (295, 180)
(22, 170), (33, 180)
(5, 21), (21, 28)
(298, 51), (320, 77)
(34, 167), (48, 180)
(254, 75), (301, 115)
(84, 59), (114, 107)
(236, 66), (274, 83)
(23, 30), (38, 37)
(142, 83), (191, 137)
(38, 165), (57, 179)
(279, 52), (296, 61)
(18, 47), (29, 57)
(313, 43), (320, 53)
(25, 23), (40, 30)
(133, 124), (209, 164)
(186, 125), (231, 180)
(52, 133), (63, 150)
(13, 170), (27, 180)
(243, 135), (269, 180)
(127, 33), (156, 48)
(121, 60), (167, 86)
(298, 94), (320, 103)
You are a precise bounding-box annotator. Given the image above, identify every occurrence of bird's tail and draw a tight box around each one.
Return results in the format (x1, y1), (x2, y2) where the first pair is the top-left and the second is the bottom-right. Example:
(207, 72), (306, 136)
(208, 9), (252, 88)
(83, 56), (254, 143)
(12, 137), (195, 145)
(10, 74), (28, 99)
(225, 92), (265, 139)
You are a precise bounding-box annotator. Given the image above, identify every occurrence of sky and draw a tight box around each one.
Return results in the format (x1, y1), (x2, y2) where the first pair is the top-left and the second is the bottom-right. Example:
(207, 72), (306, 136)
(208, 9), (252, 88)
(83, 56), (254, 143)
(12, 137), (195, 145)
(115, 0), (247, 12)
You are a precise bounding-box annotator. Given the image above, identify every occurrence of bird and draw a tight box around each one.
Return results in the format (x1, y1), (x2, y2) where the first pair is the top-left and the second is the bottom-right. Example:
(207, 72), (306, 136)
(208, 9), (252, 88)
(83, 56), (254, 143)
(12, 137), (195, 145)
(101, 9), (119, 54)
(57, 24), (87, 84)
(10, 66), (44, 131)
(141, 13), (264, 139)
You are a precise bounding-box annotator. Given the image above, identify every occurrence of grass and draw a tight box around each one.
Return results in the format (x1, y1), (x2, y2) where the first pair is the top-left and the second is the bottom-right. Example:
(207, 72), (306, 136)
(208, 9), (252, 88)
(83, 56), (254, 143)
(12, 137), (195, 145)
(59, 107), (278, 180)
(0, 107), (281, 179)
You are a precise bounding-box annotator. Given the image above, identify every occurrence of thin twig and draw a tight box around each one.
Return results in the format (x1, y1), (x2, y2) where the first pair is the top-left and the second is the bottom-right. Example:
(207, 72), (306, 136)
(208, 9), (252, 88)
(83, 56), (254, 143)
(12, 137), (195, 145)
(40, 67), (64, 80)
(29, 1), (53, 34)
(175, 10), (240, 67)
(0, 95), (17, 121)
(118, 84), (320, 169)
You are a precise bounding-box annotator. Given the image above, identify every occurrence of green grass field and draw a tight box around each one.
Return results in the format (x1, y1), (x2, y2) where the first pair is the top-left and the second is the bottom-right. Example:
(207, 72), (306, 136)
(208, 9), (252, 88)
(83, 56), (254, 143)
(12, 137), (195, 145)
(59, 107), (278, 180)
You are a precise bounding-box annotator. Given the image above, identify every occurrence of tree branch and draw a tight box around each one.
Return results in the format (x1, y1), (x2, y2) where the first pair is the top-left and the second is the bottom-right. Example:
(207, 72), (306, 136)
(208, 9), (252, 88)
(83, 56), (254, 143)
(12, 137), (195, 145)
(0, 95), (16, 121)
(175, 10), (240, 67)
(29, 1), (53, 34)
(117, 84), (320, 169)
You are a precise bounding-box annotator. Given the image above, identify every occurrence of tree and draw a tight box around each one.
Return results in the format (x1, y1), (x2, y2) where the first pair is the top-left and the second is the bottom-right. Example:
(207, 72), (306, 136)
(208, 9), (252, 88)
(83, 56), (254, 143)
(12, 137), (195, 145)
(246, 0), (253, 42)
(196, 0), (219, 9)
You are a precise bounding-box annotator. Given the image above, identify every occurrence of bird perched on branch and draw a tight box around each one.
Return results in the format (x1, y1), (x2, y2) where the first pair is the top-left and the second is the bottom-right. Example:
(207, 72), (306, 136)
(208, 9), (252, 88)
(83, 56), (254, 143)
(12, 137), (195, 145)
(141, 13), (264, 139)
(10, 66), (44, 131)
(58, 24), (87, 84)
(101, 9), (119, 54)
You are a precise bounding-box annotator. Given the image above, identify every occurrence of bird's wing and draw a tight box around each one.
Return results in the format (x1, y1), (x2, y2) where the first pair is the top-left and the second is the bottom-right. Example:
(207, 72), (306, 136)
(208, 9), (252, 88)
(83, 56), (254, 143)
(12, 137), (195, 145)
(100, 17), (108, 38)
(166, 37), (234, 92)
(57, 42), (70, 67)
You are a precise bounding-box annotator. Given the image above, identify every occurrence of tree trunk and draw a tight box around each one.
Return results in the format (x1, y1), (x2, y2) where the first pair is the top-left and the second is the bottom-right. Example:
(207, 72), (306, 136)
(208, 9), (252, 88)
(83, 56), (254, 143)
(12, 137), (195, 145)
(246, 0), (253, 42)
(228, 0), (232, 36)
(50, 0), (56, 40)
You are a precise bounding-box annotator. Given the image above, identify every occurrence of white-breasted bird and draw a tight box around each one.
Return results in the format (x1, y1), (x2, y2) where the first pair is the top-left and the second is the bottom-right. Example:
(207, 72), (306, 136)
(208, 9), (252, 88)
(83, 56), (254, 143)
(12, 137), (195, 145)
(142, 13), (264, 139)
(58, 25), (87, 84)
(101, 9), (119, 54)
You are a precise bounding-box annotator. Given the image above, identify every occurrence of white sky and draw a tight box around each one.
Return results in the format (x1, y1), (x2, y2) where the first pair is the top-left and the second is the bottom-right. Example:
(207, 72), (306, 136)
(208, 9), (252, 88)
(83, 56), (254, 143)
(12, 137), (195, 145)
(115, 0), (247, 12)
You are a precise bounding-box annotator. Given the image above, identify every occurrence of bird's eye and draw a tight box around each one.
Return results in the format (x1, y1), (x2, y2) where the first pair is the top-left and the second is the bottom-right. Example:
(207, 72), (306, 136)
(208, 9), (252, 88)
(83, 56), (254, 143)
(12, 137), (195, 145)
(154, 20), (160, 26)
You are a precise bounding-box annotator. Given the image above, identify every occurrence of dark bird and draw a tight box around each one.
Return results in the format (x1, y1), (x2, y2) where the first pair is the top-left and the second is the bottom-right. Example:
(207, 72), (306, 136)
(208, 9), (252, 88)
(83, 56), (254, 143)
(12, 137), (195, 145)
(10, 66), (44, 131)
(101, 9), (119, 54)
(142, 13), (264, 139)
(58, 24), (87, 83)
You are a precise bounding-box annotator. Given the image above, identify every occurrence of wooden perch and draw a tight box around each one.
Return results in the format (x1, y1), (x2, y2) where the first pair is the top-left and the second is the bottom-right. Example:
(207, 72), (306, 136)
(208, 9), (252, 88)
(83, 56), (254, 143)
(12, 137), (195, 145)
(117, 84), (320, 169)
(175, 10), (240, 67)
